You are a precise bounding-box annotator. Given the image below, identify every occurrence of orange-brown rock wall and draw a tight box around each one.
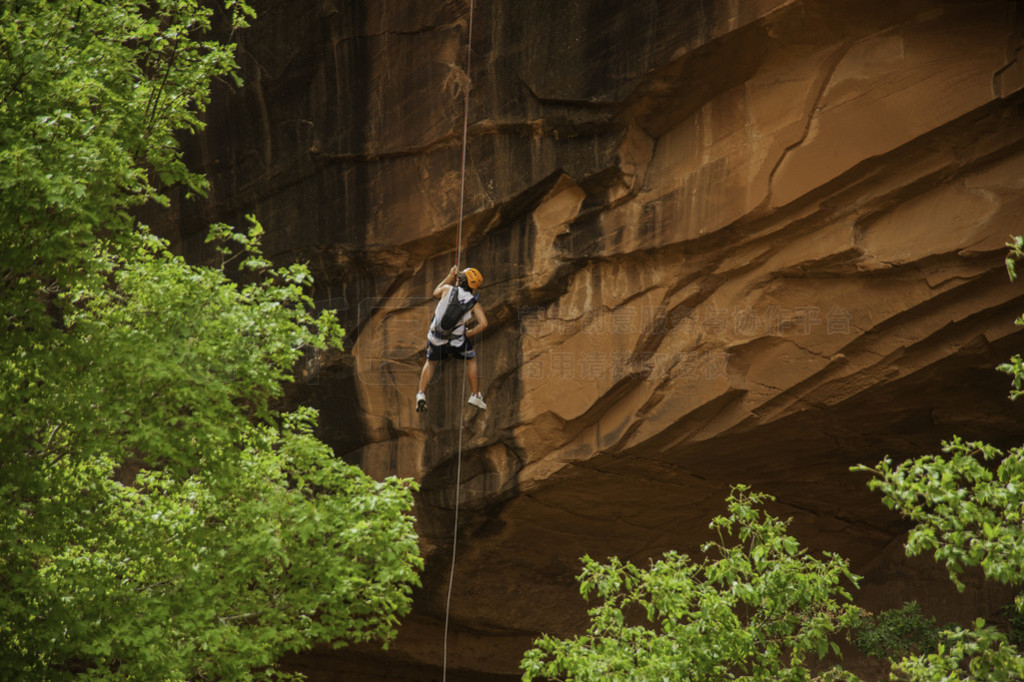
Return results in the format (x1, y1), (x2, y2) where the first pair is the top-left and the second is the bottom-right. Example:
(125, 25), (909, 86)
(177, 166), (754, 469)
(161, 0), (1024, 678)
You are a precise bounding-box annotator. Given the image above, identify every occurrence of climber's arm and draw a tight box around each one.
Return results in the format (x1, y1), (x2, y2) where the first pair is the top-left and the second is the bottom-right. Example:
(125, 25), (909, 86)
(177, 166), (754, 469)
(433, 265), (458, 299)
(466, 305), (488, 338)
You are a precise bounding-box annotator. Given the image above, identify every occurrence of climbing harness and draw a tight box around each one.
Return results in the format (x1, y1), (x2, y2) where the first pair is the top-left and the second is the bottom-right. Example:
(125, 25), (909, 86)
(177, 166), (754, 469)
(442, 1), (474, 680)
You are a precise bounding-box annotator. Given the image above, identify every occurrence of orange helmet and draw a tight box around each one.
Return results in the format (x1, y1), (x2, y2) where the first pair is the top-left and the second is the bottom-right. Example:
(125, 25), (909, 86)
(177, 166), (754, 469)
(462, 267), (483, 289)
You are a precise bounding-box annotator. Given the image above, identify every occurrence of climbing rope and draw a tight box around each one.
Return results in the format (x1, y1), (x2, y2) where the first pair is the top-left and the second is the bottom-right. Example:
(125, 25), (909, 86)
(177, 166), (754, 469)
(442, 1), (474, 680)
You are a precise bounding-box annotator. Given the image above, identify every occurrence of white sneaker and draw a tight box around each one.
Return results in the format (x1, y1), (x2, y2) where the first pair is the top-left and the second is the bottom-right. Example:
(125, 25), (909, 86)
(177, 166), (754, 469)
(468, 393), (487, 410)
(416, 392), (427, 412)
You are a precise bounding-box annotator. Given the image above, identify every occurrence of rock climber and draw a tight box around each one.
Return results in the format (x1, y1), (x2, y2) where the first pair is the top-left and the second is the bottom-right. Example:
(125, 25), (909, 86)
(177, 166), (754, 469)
(416, 265), (488, 412)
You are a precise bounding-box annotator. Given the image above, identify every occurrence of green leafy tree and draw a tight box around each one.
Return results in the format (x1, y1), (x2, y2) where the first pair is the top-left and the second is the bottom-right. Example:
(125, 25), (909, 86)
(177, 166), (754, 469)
(886, 621), (1024, 681)
(853, 602), (942, 660)
(521, 486), (863, 681)
(1, 1), (421, 679)
(852, 238), (1024, 679)
(855, 437), (1024, 681)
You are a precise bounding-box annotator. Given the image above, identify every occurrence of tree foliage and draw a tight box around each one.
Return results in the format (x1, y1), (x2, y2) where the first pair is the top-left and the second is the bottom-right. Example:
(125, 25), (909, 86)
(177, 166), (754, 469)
(1, 1), (421, 679)
(853, 602), (941, 661)
(850, 238), (1024, 679)
(855, 437), (1024, 680)
(859, 438), (1024, 596)
(521, 486), (862, 681)
(887, 621), (1024, 681)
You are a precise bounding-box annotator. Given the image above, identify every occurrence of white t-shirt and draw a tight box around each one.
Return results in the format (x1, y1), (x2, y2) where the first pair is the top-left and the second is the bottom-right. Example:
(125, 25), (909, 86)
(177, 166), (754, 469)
(427, 285), (476, 347)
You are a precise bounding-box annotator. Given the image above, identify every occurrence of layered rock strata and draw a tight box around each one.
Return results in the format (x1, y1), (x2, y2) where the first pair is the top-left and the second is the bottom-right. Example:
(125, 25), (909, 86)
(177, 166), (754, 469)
(159, 0), (1024, 678)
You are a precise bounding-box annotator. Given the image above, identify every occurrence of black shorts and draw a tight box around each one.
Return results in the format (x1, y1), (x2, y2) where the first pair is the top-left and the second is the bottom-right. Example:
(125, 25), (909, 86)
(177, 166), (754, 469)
(426, 337), (475, 361)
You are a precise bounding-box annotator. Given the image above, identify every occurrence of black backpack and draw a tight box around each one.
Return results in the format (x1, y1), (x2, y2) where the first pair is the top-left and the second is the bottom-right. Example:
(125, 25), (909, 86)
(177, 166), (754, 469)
(433, 286), (478, 339)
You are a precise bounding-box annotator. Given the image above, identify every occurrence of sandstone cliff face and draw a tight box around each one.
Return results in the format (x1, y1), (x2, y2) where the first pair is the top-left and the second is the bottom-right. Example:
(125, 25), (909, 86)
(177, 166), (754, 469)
(164, 0), (1024, 678)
